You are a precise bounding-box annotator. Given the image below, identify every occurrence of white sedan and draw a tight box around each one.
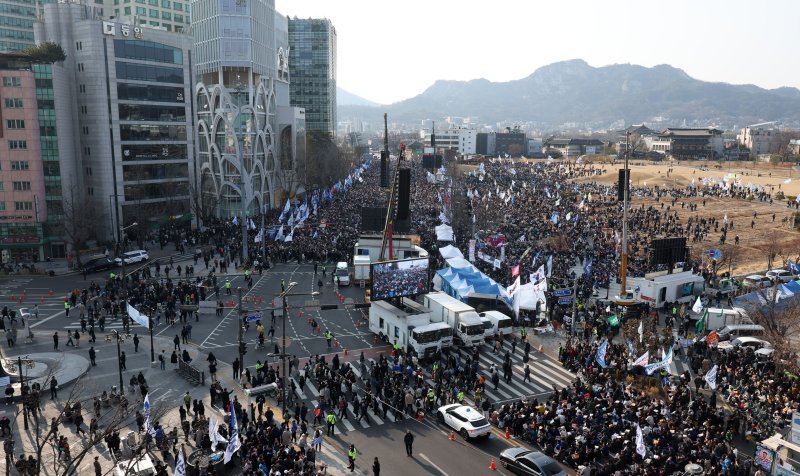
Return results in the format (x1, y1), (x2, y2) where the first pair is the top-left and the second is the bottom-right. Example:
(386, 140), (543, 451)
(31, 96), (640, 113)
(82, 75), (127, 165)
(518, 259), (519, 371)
(436, 403), (491, 440)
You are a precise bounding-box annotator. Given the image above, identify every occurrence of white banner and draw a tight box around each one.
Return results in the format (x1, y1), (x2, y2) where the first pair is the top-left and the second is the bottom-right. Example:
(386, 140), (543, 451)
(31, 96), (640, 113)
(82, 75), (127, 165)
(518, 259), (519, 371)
(126, 303), (150, 328)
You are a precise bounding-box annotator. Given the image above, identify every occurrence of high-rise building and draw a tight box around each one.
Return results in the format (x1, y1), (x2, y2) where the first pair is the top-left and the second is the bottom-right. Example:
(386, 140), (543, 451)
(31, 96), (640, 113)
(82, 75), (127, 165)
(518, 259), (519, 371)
(0, 53), (46, 261)
(35, 3), (195, 244)
(0, 0), (47, 52)
(193, 0), (304, 219)
(288, 18), (336, 137)
(104, 0), (191, 34)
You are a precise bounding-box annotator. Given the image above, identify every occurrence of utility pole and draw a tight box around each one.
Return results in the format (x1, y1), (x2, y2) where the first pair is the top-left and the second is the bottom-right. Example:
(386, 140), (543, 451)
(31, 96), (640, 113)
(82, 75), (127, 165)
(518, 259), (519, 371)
(112, 331), (124, 392)
(282, 291), (288, 416)
(237, 287), (245, 370)
(620, 132), (630, 297)
(18, 356), (27, 430)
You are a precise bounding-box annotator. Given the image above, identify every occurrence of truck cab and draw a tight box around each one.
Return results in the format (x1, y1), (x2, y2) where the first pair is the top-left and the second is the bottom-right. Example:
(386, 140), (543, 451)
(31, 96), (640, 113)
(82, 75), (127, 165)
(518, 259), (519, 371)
(479, 310), (513, 336)
(456, 312), (485, 347)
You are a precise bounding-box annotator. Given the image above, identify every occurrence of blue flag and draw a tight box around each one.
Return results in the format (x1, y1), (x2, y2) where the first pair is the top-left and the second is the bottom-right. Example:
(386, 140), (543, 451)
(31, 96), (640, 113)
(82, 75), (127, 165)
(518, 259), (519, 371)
(583, 256), (593, 276)
(550, 212), (559, 225)
(223, 401), (241, 463)
(595, 340), (608, 368)
(789, 260), (800, 276)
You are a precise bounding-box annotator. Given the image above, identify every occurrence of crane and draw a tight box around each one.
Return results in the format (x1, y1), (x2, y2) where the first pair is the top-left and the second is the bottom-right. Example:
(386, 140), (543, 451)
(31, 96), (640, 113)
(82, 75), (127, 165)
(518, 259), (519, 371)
(378, 113), (405, 262)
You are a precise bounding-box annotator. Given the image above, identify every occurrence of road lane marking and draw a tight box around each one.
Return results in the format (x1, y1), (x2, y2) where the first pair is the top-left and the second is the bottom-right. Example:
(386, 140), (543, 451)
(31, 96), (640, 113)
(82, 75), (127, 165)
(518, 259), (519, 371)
(418, 453), (450, 476)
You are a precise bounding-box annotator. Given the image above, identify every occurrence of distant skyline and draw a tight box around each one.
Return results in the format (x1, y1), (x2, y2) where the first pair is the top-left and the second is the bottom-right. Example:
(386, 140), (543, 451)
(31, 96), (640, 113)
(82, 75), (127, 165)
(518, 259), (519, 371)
(276, 0), (800, 106)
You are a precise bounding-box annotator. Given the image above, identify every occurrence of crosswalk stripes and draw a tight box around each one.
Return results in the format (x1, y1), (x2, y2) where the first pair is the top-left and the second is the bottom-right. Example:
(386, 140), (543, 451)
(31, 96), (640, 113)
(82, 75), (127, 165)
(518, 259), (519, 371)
(284, 340), (577, 435)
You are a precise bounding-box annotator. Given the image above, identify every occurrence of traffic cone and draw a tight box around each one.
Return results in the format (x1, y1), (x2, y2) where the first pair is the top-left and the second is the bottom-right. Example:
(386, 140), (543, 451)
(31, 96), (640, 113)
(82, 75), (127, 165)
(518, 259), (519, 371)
(417, 411), (424, 422)
(504, 427), (510, 439)
(334, 339), (340, 348)
(40, 297), (44, 304)
(48, 290), (53, 296)
(449, 431), (455, 441)
(538, 344), (544, 353)
(489, 457), (497, 470)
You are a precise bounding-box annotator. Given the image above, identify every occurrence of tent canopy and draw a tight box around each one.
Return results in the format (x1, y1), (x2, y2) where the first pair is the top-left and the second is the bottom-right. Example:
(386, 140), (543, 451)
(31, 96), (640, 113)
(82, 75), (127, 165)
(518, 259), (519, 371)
(438, 245), (462, 259)
(435, 224), (454, 242)
(433, 265), (512, 309)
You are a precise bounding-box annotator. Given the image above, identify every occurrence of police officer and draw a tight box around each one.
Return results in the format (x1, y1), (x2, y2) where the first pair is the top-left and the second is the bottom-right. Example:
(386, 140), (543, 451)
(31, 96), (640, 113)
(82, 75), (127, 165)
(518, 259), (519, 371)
(325, 330), (333, 348)
(326, 411), (337, 436)
(347, 444), (357, 471)
(225, 279), (232, 295)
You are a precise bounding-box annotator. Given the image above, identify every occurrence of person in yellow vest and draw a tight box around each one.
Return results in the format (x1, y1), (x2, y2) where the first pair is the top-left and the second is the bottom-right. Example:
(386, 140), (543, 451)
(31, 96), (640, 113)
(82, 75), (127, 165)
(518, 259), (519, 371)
(326, 411), (337, 436)
(520, 327), (527, 341)
(474, 387), (482, 405)
(325, 330), (333, 348)
(109, 272), (116, 281)
(347, 444), (357, 472)
(224, 279), (232, 295)
(457, 390), (465, 403)
(64, 300), (71, 318)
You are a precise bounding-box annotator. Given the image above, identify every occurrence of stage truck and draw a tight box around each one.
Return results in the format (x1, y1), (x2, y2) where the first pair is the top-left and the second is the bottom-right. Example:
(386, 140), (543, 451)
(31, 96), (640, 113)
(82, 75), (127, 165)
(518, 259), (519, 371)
(368, 298), (453, 359)
(423, 292), (485, 347)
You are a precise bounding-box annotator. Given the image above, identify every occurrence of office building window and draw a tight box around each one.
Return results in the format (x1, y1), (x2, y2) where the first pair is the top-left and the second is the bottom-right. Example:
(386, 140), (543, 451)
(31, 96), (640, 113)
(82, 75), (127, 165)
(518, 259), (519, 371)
(12, 181), (31, 191)
(2, 76), (21, 87)
(149, 8), (158, 17)
(136, 6), (146, 14)
(173, 1), (181, 9)
(161, 0), (170, 6)
(161, 11), (171, 20)
(15, 201), (33, 211)
(115, 62), (183, 83)
(6, 119), (24, 129)
(0, 202), (4, 211)
(114, 40), (183, 64)
(10, 161), (29, 170)
(9, 140), (26, 150)
(3, 98), (22, 108)
(124, 6), (131, 14)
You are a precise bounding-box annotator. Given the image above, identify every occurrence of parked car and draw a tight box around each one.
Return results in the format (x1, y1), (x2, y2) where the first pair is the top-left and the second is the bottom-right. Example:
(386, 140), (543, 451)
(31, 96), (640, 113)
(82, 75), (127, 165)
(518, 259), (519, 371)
(499, 448), (567, 476)
(717, 336), (772, 352)
(741, 275), (772, 289)
(766, 269), (794, 284)
(114, 250), (149, 265)
(81, 257), (118, 274)
(113, 454), (156, 476)
(436, 403), (491, 439)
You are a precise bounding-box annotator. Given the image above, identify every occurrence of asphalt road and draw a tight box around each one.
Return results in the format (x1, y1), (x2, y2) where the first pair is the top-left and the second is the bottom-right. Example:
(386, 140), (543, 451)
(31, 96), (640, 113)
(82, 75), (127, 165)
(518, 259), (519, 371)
(0, 261), (381, 369)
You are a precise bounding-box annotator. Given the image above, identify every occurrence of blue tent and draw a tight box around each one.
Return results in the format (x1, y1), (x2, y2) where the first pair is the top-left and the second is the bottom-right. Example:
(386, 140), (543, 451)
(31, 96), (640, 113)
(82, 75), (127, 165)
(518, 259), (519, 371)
(435, 266), (512, 308)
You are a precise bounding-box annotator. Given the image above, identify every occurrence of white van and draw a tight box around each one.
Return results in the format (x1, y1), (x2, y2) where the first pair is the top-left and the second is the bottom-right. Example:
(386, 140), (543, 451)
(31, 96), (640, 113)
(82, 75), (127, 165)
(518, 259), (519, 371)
(479, 316), (495, 339)
(479, 310), (513, 336)
(335, 261), (350, 286)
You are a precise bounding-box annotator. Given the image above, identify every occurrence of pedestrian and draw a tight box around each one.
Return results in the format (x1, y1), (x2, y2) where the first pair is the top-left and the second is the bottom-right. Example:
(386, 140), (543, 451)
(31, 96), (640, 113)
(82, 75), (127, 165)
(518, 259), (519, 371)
(94, 456), (101, 476)
(89, 326), (96, 343)
(53, 331), (59, 351)
(174, 334), (181, 351)
(120, 351), (127, 371)
(74, 330), (80, 348)
(404, 430), (414, 457)
(326, 411), (336, 436)
(347, 444), (357, 472)
(233, 357), (240, 380)
(159, 350), (166, 370)
(50, 377), (58, 400)
(373, 457), (380, 476)
(89, 346), (97, 366)
(133, 334), (139, 352)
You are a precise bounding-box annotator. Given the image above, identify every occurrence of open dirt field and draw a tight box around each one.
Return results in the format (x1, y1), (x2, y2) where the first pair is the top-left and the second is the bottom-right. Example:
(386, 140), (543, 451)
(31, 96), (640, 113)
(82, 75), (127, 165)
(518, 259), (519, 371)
(574, 161), (800, 276)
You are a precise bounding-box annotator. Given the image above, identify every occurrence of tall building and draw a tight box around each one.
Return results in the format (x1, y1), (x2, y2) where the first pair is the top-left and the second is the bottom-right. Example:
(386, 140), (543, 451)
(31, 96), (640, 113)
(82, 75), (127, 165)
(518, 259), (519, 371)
(0, 0), (46, 52)
(35, 3), (195, 244)
(193, 0), (303, 219)
(0, 53), (46, 261)
(738, 122), (782, 156)
(104, 0), (191, 33)
(288, 18), (336, 137)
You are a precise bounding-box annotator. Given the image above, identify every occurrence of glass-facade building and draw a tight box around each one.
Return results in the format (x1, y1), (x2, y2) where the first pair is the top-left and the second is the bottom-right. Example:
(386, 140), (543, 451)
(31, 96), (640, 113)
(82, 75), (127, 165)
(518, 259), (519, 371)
(105, 0), (191, 33)
(0, 0), (49, 52)
(288, 18), (336, 137)
(35, 3), (195, 242)
(192, 0), (303, 219)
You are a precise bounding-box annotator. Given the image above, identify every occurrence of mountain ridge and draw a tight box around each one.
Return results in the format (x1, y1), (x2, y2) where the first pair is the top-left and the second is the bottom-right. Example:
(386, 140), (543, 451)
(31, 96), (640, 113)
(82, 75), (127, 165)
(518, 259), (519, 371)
(338, 60), (800, 128)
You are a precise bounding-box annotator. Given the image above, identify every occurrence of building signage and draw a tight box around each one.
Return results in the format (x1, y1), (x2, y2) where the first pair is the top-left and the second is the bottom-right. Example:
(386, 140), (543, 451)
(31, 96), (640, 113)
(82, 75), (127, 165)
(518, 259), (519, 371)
(0, 235), (39, 244)
(103, 21), (143, 39)
(791, 412), (800, 445)
(558, 297), (573, 305)
(553, 288), (572, 297)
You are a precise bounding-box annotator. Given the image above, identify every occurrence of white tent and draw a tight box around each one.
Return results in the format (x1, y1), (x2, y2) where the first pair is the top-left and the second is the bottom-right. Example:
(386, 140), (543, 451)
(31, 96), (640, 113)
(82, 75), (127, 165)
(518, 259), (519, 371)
(438, 244), (463, 259)
(445, 257), (472, 269)
(435, 224), (454, 241)
(516, 282), (547, 310)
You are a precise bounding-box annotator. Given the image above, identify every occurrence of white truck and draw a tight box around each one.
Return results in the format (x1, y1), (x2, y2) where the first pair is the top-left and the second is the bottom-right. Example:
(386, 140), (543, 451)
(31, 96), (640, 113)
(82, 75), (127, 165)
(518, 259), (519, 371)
(369, 298), (450, 358)
(354, 255), (370, 283)
(423, 292), (485, 347)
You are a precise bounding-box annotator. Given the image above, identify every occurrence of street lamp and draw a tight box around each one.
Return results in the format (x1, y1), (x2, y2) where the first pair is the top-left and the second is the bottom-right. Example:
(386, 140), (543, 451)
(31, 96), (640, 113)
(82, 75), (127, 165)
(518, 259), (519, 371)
(110, 330), (124, 392)
(278, 283), (319, 415)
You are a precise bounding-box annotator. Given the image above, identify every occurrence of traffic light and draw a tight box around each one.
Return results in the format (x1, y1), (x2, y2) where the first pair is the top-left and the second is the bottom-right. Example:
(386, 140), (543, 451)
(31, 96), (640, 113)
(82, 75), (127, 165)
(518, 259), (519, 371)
(239, 342), (247, 356)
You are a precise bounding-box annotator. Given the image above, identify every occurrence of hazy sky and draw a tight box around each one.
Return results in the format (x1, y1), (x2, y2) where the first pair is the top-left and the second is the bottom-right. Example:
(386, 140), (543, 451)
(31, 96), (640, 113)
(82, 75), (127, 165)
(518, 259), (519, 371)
(276, 0), (800, 106)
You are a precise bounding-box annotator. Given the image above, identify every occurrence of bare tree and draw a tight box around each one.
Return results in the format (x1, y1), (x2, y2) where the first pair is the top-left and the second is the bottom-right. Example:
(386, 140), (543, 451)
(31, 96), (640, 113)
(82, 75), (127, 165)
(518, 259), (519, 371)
(8, 367), (170, 476)
(61, 183), (100, 267)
